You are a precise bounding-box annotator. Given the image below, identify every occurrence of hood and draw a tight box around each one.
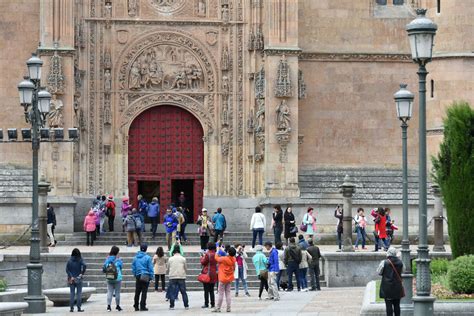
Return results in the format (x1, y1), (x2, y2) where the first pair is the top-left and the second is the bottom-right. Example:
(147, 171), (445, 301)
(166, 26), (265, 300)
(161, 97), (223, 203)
(150, 201), (157, 205)
(135, 251), (147, 259)
(88, 210), (95, 216)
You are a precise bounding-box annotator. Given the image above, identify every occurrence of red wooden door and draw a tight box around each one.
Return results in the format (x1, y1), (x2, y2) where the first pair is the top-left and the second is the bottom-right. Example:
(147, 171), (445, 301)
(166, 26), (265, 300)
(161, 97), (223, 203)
(128, 105), (204, 221)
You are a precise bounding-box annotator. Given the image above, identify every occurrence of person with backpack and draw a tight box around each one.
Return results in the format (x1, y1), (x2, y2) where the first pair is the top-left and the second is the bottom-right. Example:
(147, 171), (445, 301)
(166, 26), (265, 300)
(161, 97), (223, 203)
(137, 194), (148, 233)
(250, 206), (266, 249)
(284, 237), (302, 292)
(66, 248), (87, 312)
(120, 197), (132, 232)
(302, 207), (317, 241)
(212, 208), (227, 243)
(123, 210), (137, 247)
(153, 247), (167, 292)
(83, 209), (97, 246)
(163, 208), (178, 251)
(131, 243), (154, 311)
(354, 208), (368, 250)
(377, 247), (404, 316)
(105, 195), (116, 232)
(175, 207), (186, 242)
(148, 197), (160, 239)
(132, 208), (144, 246)
(213, 247), (236, 313)
(167, 245), (189, 310)
(103, 246), (123, 312)
(306, 239), (322, 291)
(334, 205), (343, 250)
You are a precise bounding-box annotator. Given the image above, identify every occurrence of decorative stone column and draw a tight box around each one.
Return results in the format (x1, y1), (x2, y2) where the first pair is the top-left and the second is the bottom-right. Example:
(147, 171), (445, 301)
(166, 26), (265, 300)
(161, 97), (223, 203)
(431, 184), (446, 252)
(339, 175), (356, 252)
(38, 177), (51, 253)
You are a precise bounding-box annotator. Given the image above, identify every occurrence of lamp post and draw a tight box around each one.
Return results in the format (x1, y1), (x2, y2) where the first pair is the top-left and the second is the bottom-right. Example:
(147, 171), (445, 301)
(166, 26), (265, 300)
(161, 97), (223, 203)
(394, 84), (415, 315)
(406, 9), (437, 315)
(18, 53), (51, 314)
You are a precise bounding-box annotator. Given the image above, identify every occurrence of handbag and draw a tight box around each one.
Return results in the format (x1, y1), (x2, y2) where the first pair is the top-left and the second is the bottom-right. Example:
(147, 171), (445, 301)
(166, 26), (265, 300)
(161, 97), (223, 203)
(259, 270), (268, 280)
(139, 273), (150, 283)
(387, 259), (405, 298)
(197, 254), (211, 283)
(290, 226), (298, 234)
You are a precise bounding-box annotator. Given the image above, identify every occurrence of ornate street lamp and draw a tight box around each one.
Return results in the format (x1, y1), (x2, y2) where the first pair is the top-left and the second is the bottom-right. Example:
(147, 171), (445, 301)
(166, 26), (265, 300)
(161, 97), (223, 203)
(394, 84), (415, 315)
(406, 8), (437, 316)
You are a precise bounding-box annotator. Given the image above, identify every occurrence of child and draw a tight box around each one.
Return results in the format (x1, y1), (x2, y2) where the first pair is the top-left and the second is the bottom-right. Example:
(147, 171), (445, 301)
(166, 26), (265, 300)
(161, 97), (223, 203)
(153, 247), (167, 292)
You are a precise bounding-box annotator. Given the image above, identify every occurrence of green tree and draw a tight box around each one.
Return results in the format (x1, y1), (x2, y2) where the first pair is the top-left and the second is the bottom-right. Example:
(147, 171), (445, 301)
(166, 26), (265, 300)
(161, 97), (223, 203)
(432, 102), (474, 258)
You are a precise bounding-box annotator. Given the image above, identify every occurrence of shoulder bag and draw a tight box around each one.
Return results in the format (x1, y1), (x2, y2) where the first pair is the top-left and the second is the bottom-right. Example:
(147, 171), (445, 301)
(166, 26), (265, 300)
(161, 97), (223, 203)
(197, 253), (211, 283)
(387, 259), (405, 298)
(300, 214), (308, 232)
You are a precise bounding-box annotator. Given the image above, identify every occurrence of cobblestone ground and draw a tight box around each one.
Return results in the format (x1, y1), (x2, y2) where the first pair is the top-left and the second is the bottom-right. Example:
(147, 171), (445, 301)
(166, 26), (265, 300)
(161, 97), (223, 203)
(27, 287), (365, 316)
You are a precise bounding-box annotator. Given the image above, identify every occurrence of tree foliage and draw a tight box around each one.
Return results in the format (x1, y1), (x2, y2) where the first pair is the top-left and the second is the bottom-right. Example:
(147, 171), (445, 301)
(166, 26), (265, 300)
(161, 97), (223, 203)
(432, 102), (474, 258)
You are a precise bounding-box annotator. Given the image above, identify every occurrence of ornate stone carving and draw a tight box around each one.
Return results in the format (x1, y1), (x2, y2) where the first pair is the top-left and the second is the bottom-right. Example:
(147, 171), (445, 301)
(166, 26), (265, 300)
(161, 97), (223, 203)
(274, 55), (292, 98)
(255, 26), (264, 51)
(48, 95), (64, 128)
(247, 30), (255, 51)
(118, 32), (216, 92)
(103, 49), (112, 70)
(74, 19), (85, 48)
(128, 0), (138, 17)
(221, 126), (230, 155)
(104, 96), (112, 125)
(47, 49), (65, 95)
(104, 69), (112, 91)
(276, 131), (290, 163)
(299, 52), (412, 62)
(117, 30), (129, 44)
(247, 110), (254, 134)
(206, 31), (218, 46)
(254, 66), (265, 99)
(222, 75), (229, 93)
(221, 45), (230, 70)
(276, 99), (291, 133)
(221, 95), (229, 126)
(104, 1), (112, 18)
(298, 69), (306, 99)
(255, 98), (265, 133)
(221, 4), (229, 23)
(197, 0), (207, 16)
(150, 0), (186, 13)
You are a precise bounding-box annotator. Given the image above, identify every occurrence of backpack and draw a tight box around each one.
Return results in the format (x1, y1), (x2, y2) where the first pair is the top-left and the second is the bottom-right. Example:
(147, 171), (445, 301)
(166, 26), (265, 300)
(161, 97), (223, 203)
(133, 216), (143, 230)
(104, 260), (118, 281)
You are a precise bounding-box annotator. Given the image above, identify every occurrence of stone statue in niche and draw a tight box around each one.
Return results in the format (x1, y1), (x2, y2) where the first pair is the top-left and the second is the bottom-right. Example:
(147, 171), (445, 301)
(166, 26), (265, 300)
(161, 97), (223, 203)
(276, 100), (290, 133)
(221, 126), (230, 155)
(129, 64), (141, 90)
(248, 30), (255, 51)
(128, 0), (137, 17)
(255, 99), (265, 133)
(104, 1), (112, 18)
(48, 94), (64, 128)
(222, 75), (229, 93)
(254, 66), (265, 99)
(221, 5), (229, 23)
(171, 70), (187, 89)
(197, 0), (206, 16)
(104, 49), (112, 70)
(274, 55), (292, 98)
(221, 97), (229, 126)
(247, 110), (254, 133)
(104, 69), (112, 91)
(298, 69), (307, 99)
(221, 45), (230, 71)
(255, 26), (264, 51)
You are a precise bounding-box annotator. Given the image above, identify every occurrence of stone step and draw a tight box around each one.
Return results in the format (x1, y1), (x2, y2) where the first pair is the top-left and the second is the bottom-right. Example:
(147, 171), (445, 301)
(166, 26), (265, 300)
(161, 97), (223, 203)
(298, 168), (419, 177)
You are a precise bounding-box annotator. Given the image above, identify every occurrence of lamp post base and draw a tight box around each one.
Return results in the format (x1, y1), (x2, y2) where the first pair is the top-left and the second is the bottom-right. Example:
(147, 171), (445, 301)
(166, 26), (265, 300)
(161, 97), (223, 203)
(24, 296), (46, 314)
(413, 295), (435, 316)
(400, 303), (414, 316)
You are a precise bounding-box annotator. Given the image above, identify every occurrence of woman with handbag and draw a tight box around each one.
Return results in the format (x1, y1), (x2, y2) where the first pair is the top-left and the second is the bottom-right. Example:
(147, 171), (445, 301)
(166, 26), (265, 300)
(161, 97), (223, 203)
(197, 208), (211, 252)
(199, 242), (218, 309)
(66, 248), (87, 312)
(302, 207), (317, 241)
(284, 207), (297, 244)
(377, 247), (404, 316)
(252, 245), (269, 300)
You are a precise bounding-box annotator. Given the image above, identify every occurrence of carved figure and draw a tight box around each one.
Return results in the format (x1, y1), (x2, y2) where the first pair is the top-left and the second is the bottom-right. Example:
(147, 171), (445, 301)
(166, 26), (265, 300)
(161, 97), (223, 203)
(198, 0), (206, 16)
(222, 75), (229, 93)
(104, 69), (112, 91)
(276, 100), (290, 132)
(104, 1), (112, 18)
(129, 63), (141, 89)
(47, 49), (65, 95)
(248, 30), (255, 51)
(221, 6), (229, 23)
(149, 61), (163, 87)
(48, 95), (64, 128)
(171, 70), (187, 89)
(221, 45), (230, 70)
(255, 27), (264, 51)
(128, 0), (137, 17)
(254, 66), (265, 99)
(103, 49), (112, 70)
(255, 99), (265, 133)
(221, 126), (230, 155)
(274, 55), (292, 97)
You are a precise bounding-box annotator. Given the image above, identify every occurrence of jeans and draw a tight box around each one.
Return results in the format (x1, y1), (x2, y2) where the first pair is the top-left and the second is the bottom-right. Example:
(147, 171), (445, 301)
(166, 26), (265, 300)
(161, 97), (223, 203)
(354, 227), (366, 248)
(47, 223), (55, 244)
(252, 228), (264, 248)
(180, 223), (187, 241)
(286, 262), (300, 291)
(385, 298), (401, 316)
(203, 282), (215, 307)
(268, 271), (279, 299)
(108, 216), (115, 232)
(69, 281), (83, 309)
(169, 279), (189, 308)
(100, 216), (106, 233)
(298, 267), (308, 289)
(216, 282), (231, 309)
(134, 277), (149, 310)
(154, 274), (165, 291)
(274, 226), (282, 245)
(106, 281), (121, 306)
(150, 217), (158, 237)
(234, 266), (249, 294)
(86, 231), (95, 246)
(214, 229), (224, 243)
(375, 235), (389, 251)
(276, 270), (285, 290)
(308, 266), (321, 290)
(258, 275), (268, 298)
(337, 231), (342, 249)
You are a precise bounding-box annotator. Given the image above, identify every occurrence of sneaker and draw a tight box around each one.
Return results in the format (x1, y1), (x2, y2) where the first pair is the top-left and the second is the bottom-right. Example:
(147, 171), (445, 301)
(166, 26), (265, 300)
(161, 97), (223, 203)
(70, 308), (74, 313)
(226, 307), (231, 313)
(116, 305), (122, 311)
(140, 307), (148, 311)
(107, 305), (112, 312)
(245, 292), (251, 297)
(212, 308), (221, 313)
(302, 288), (309, 292)
(77, 309), (84, 313)
(265, 297), (274, 300)
(202, 305), (209, 309)
(169, 307), (175, 310)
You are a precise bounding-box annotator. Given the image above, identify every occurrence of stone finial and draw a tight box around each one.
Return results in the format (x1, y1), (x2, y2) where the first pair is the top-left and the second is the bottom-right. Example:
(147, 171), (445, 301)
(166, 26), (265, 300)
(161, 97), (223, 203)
(430, 183), (441, 197)
(339, 174), (356, 195)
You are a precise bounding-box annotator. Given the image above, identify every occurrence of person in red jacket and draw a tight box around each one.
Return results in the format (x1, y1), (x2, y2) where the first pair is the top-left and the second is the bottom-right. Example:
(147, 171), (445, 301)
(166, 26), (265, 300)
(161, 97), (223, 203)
(83, 210), (97, 246)
(106, 195), (116, 232)
(373, 208), (389, 251)
(200, 242), (218, 309)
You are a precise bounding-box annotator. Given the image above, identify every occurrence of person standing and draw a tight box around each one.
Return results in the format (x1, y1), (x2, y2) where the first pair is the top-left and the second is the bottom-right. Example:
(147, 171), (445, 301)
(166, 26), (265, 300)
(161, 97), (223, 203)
(234, 244), (250, 297)
(163, 208), (178, 251)
(83, 209), (97, 246)
(120, 197), (132, 232)
(373, 208), (389, 251)
(297, 234), (309, 250)
(303, 207), (317, 241)
(103, 246), (123, 312)
(298, 246), (312, 292)
(132, 208), (144, 246)
(272, 205), (283, 245)
(105, 195), (116, 232)
(264, 241), (280, 301)
(180, 207), (191, 243)
(99, 195), (107, 234)
(212, 208), (227, 243)
(306, 239), (321, 291)
(46, 203), (56, 247)
(137, 194), (148, 233)
(334, 205), (343, 250)
(175, 207), (186, 242)
(250, 206), (266, 249)
(123, 210), (136, 247)
(200, 242), (218, 309)
(131, 243), (154, 312)
(252, 245), (269, 300)
(284, 207), (297, 244)
(153, 247), (167, 292)
(197, 208), (211, 252)
(284, 237), (302, 292)
(213, 247), (236, 313)
(66, 248), (86, 313)
(148, 197), (160, 239)
(167, 245), (189, 310)
(377, 247), (404, 316)
(354, 208), (367, 250)
(276, 242), (286, 291)
(176, 191), (187, 209)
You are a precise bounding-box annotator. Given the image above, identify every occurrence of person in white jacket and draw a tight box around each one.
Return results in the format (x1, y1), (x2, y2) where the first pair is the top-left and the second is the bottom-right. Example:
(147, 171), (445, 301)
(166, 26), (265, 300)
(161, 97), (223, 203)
(234, 245), (250, 297)
(250, 206), (266, 249)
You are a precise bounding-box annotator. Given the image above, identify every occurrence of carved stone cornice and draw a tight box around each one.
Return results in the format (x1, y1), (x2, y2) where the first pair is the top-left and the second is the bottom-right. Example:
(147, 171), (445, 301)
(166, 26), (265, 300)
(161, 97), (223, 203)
(264, 47), (302, 56)
(38, 47), (76, 57)
(427, 127), (444, 136)
(85, 18), (245, 26)
(299, 52), (412, 62)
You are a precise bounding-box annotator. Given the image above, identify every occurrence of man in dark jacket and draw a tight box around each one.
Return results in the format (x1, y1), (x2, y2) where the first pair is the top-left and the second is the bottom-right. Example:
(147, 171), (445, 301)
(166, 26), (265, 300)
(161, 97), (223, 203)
(306, 239), (321, 291)
(284, 237), (302, 292)
(46, 203), (56, 247)
(131, 243), (154, 311)
(377, 247), (404, 316)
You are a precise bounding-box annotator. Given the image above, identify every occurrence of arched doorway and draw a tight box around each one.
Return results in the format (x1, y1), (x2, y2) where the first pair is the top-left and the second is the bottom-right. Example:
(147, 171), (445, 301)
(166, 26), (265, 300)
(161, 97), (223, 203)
(128, 105), (204, 222)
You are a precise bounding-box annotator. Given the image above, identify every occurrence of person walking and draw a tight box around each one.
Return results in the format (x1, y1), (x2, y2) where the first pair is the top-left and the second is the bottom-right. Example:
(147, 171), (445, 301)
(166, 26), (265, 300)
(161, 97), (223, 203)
(163, 208), (178, 251)
(200, 242), (218, 309)
(298, 245), (312, 292)
(167, 245), (189, 310)
(250, 206), (266, 249)
(272, 205), (283, 245)
(105, 195), (116, 232)
(354, 207), (367, 250)
(264, 241), (280, 301)
(103, 246), (123, 312)
(153, 247), (167, 292)
(373, 208), (389, 251)
(197, 208), (212, 252)
(284, 207), (297, 244)
(131, 243), (154, 311)
(148, 197), (160, 239)
(302, 207), (317, 241)
(181, 207), (191, 243)
(66, 248), (87, 313)
(377, 247), (404, 316)
(334, 205), (343, 250)
(212, 208), (227, 243)
(234, 244), (250, 297)
(83, 209), (97, 246)
(120, 197), (132, 232)
(175, 207), (186, 242)
(47, 203), (56, 247)
(213, 247), (236, 313)
(306, 239), (321, 291)
(276, 242), (286, 291)
(284, 237), (302, 292)
(123, 210), (136, 247)
(252, 245), (269, 300)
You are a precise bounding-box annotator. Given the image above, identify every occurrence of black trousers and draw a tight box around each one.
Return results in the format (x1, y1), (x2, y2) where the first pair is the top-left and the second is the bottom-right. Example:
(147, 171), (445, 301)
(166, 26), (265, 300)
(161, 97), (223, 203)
(108, 216), (115, 232)
(134, 278), (149, 309)
(203, 282), (215, 307)
(214, 230), (224, 243)
(154, 274), (165, 291)
(200, 235), (210, 250)
(258, 275), (268, 298)
(86, 231), (95, 246)
(385, 299), (400, 316)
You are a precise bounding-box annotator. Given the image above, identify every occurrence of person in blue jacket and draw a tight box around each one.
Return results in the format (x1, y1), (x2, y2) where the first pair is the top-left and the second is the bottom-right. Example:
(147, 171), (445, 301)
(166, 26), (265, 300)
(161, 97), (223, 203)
(131, 243), (154, 311)
(137, 194), (148, 232)
(147, 197), (160, 239)
(66, 248), (87, 312)
(265, 241), (280, 301)
(103, 246), (123, 312)
(163, 208), (178, 251)
(212, 208), (227, 243)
